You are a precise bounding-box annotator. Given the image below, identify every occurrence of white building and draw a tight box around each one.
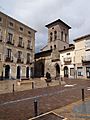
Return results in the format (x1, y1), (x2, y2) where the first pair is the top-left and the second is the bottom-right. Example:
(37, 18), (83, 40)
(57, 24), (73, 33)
(60, 44), (75, 78)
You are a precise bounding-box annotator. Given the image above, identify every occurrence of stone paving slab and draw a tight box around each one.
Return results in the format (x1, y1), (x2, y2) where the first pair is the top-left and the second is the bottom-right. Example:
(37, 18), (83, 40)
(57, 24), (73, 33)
(54, 97), (90, 120)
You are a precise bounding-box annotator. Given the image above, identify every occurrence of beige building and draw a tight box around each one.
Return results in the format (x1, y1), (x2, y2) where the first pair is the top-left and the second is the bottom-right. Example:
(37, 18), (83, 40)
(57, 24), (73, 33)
(0, 11), (36, 80)
(74, 34), (90, 79)
(35, 19), (71, 78)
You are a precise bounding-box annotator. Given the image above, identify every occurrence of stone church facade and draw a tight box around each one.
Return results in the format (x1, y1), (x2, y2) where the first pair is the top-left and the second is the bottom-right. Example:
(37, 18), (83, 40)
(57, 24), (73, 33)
(34, 19), (71, 78)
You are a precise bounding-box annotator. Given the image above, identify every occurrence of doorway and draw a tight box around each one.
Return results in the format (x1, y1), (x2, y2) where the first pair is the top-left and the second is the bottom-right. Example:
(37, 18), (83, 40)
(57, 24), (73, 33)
(5, 65), (10, 79)
(64, 66), (68, 77)
(55, 63), (60, 77)
(26, 67), (29, 78)
(17, 66), (21, 79)
(39, 62), (44, 77)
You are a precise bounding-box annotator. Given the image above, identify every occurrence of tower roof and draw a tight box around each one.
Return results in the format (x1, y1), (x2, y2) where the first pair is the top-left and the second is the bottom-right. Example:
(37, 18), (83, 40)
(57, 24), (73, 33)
(45, 19), (71, 29)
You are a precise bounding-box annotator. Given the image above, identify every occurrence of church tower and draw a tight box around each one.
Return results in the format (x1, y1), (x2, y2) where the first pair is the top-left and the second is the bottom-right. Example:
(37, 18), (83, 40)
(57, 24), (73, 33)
(45, 19), (71, 51)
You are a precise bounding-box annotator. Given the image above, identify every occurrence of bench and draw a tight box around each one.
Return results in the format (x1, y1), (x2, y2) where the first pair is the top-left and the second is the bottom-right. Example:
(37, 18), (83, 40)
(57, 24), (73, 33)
(17, 80), (34, 86)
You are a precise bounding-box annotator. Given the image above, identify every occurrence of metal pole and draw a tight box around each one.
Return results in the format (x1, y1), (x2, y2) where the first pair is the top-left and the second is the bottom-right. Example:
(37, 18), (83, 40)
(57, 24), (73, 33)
(32, 82), (34, 89)
(82, 88), (85, 101)
(34, 99), (38, 117)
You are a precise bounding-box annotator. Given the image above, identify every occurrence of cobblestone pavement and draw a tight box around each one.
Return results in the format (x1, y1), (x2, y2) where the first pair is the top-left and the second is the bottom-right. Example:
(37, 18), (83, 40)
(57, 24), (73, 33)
(54, 97), (90, 120)
(0, 79), (90, 120)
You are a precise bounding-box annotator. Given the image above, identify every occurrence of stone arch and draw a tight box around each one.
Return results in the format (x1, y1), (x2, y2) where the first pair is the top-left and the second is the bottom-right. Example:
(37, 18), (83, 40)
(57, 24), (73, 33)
(5, 65), (10, 79)
(55, 63), (60, 77)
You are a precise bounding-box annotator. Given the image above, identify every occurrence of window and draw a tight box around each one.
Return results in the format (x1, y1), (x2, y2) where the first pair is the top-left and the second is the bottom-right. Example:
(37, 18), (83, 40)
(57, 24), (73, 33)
(70, 68), (74, 76)
(65, 33), (67, 42)
(0, 54), (1, 61)
(0, 17), (2, 23)
(19, 37), (23, 46)
(27, 53), (30, 61)
(28, 31), (31, 35)
(77, 67), (83, 76)
(8, 33), (13, 42)
(50, 32), (53, 42)
(54, 45), (56, 49)
(18, 51), (22, 59)
(61, 31), (63, 41)
(9, 22), (13, 27)
(20, 27), (23, 31)
(67, 53), (70, 55)
(0, 29), (2, 41)
(64, 46), (66, 49)
(7, 49), (11, 58)
(54, 31), (57, 40)
(27, 40), (31, 48)
(50, 46), (52, 50)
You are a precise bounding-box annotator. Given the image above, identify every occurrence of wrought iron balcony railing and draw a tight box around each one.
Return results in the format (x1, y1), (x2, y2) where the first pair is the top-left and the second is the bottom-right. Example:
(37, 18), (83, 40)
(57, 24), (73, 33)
(5, 56), (13, 62)
(17, 58), (24, 64)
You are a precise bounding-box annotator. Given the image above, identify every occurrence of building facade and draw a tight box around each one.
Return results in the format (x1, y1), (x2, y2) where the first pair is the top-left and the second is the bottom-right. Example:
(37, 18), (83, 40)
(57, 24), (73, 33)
(0, 11), (36, 80)
(74, 34), (90, 79)
(35, 19), (90, 80)
(60, 45), (75, 78)
(35, 19), (71, 78)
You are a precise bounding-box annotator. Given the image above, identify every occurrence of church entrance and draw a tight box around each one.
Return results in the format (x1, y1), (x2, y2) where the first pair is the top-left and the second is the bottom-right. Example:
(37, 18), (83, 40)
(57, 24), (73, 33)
(39, 62), (44, 77)
(55, 63), (60, 77)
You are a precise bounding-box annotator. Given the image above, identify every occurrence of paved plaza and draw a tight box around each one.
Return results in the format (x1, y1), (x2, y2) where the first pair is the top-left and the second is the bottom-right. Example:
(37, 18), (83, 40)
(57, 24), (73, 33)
(0, 78), (90, 120)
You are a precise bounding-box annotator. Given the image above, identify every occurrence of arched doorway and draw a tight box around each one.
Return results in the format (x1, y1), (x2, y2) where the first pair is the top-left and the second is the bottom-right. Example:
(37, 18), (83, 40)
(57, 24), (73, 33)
(64, 66), (68, 77)
(55, 63), (60, 77)
(17, 66), (21, 79)
(39, 62), (44, 77)
(26, 67), (29, 78)
(5, 65), (10, 79)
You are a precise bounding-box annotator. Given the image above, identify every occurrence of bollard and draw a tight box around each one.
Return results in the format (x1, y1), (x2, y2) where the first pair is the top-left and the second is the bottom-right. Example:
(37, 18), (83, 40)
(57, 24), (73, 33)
(32, 82), (34, 89)
(13, 84), (15, 94)
(34, 99), (38, 117)
(82, 88), (85, 101)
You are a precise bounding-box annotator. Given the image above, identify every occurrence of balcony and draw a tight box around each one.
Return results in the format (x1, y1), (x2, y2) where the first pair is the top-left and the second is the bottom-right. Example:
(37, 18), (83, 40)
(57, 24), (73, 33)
(18, 44), (24, 48)
(27, 45), (32, 50)
(17, 58), (24, 64)
(6, 40), (14, 45)
(82, 55), (90, 65)
(26, 59), (31, 64)
(5, 56), (13, 62)
(64, 57), (72, 65)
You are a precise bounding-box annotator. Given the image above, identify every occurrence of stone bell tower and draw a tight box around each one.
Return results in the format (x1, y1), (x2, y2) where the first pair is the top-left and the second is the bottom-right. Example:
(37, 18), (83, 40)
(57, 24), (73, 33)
(45, 19), (71, 51)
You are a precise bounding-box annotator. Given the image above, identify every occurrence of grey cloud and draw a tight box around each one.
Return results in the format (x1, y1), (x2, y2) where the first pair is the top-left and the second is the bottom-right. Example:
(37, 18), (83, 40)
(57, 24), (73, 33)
(0, 0), (90, 52)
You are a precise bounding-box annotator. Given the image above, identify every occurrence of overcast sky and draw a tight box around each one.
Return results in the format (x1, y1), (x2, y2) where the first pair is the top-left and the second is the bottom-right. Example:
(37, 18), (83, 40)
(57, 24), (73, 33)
(0, 0), (90, 52)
